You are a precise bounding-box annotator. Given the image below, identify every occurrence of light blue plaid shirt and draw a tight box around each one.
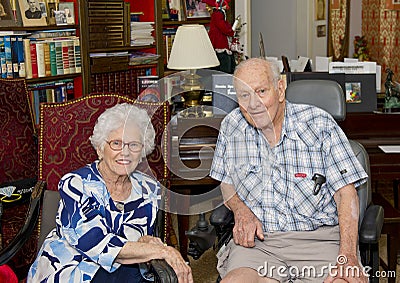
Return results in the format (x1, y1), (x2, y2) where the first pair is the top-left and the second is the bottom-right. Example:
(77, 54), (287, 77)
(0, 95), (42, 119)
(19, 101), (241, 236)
(210, 101), (367, 232)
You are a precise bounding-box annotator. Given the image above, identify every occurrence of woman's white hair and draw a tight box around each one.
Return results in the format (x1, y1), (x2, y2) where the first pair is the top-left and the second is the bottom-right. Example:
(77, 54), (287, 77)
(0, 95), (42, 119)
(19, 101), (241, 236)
(90, 103), (156, 158)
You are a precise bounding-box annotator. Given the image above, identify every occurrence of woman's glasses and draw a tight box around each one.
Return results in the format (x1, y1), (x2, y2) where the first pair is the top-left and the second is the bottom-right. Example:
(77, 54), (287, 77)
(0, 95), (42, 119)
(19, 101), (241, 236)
(106, 140), (143, 153)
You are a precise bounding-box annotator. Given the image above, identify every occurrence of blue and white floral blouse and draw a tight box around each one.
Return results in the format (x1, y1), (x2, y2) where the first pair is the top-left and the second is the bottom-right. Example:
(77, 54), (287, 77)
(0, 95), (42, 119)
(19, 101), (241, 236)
(27, 161), (161, 283)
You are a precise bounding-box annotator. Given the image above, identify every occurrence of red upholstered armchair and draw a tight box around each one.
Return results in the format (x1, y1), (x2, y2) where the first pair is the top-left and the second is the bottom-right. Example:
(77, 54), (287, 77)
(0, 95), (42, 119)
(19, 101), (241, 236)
(0, 94), (177, 282)
(0, 78), (39, 279)
(37, 94), (173, 242)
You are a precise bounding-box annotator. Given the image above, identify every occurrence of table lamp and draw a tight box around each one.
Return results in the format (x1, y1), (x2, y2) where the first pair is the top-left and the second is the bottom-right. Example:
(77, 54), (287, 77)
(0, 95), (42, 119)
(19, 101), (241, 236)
(167, 24), (220, 108)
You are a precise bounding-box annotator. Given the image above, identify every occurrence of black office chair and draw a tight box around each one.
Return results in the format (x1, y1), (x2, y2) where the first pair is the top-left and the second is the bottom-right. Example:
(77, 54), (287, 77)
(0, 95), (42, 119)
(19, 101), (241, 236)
(187, 79), (384, 283)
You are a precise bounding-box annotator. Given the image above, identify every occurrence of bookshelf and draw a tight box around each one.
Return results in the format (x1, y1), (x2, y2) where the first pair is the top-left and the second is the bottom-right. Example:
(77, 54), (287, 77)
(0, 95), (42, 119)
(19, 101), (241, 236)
(78, 0), (163, 97)
(0, 2), (82, 123)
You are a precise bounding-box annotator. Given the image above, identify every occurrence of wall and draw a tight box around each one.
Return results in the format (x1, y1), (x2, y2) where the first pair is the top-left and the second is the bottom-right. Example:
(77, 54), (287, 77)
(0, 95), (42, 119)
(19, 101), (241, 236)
(250, 0), (299, 59)
(249, 0), (328, 66)
(349, 0), (363, 58)
(234, 0), (251, 58)
(247, 0), (363, 66)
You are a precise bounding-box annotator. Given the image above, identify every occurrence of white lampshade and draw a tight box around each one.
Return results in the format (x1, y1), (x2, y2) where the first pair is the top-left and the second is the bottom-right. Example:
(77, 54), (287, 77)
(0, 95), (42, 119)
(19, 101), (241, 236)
(167, 24), (220, 70)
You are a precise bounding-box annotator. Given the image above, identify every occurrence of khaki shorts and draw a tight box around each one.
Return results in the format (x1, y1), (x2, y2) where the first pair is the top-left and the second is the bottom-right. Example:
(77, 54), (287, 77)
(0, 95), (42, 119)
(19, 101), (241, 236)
(217, 225), (344, 282)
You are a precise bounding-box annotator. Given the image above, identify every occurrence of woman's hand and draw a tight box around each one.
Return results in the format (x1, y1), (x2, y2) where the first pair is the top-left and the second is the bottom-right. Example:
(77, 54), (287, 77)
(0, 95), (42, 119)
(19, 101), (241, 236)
(162, 246), (193, 283)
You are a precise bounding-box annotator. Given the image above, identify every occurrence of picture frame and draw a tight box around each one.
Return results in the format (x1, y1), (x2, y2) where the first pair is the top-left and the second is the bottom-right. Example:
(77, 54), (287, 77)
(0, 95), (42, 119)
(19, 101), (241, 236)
(184, 0), (210, 19)
(330, 0), (340, 10)
(38, 1), (46, 16)
(18, 0), (47, 27)
(317, 25), (326, 37)
(58, 2), (75, 25)
(47, 2), (56, 25)
(0, 0), (21, 27)
(385, 0), (400, 10)
(315, 0), (326, 20)
(54, 9), (66, 25)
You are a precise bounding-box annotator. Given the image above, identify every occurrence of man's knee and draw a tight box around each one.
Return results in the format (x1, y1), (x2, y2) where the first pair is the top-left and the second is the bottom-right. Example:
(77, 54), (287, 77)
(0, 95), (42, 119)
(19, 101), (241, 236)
(220, 267), (279, 283)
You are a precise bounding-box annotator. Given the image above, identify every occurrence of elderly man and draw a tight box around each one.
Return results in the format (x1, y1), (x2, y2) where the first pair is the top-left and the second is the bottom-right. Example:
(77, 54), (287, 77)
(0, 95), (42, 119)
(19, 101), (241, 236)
(210, 58), (368, 282)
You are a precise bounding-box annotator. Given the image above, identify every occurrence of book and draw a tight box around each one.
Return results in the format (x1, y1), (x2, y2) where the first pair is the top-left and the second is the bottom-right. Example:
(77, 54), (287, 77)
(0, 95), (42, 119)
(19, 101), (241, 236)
(137, 75), (160, 102)
(29, 42), (38, 78)
(17, 36), (25, 78)
(61, 40), (70, 74)
(11, 36), (19, 78)
(73, 38), (81, 73)
(23, 39), (32, 79)
(65, 79), (75, 100)
(54, 41), (64, 75)
(35, 42), (46, 78)
(43, 42), (52, 77)
(49, 41), (57, 76)
(3, 36), (13, 79)
(67, 40), (75, 73)
(212, 73), (238, 115)
(0, 38), (6, 78)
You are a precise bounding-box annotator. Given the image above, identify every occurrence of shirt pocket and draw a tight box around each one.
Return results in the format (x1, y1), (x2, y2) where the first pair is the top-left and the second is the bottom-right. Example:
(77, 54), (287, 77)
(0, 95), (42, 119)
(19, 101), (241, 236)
(288, 172), (329, 218)
(230, 163), (263, 205)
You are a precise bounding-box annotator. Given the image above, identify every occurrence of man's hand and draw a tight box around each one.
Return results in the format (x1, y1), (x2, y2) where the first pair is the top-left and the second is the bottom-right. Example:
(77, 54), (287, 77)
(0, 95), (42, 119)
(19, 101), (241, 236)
(232, 203), (264, 247)
(324, 254), (368, 283)
(221, 182), (264, 247)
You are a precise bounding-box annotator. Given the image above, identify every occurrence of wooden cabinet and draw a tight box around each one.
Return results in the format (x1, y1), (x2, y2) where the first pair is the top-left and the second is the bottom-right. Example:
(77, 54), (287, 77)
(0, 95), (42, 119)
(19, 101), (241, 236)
(79, 0), (163, 96)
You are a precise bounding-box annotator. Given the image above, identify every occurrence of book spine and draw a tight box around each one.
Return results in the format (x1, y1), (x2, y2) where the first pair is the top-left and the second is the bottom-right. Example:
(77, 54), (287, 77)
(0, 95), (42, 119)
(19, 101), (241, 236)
(32, 89), (40, 125)
(65, 79), (74, 100)
(11, 36), (19, 78)
(17, 36), (25, 78)
(49, 41), (57, 76)
(73, 38), (81, 73)
(67, 40), (75, 74)
(0, 36), (6, 78)
(55, 41), (64, 75)
(4, 36), (13, 78)
(29, 42), (38, 78)
(46, 88), (55, 103)
(61, 41), (70, 74)
(36, 42), (45, 78)
(43, 42), (52, 77)
(23, 39), (32, 79)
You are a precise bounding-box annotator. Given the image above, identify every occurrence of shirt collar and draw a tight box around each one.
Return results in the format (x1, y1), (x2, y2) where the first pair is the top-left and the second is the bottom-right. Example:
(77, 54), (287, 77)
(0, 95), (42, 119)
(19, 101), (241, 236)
(280, 100), (302, 142)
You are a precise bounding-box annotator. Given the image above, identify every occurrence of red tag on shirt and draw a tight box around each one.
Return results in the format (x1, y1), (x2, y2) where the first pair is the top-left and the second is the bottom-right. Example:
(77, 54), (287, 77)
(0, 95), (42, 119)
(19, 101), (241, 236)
(295, 173), (307, 178)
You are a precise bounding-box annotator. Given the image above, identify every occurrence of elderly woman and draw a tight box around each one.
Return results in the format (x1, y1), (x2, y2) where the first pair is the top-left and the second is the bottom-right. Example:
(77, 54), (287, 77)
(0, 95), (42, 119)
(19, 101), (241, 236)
(27, 104), (193, 283)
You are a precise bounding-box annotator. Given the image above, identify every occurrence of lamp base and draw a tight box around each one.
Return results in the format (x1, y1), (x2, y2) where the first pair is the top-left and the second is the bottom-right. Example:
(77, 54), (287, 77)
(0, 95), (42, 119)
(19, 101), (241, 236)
(179, 105), (206, 118)
(182, 89), (205, 108)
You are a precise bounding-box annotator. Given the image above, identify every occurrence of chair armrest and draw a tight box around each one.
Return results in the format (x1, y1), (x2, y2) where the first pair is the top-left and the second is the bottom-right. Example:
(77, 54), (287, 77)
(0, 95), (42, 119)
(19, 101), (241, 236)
(210, 205), (234, 226)
(0, 181), (45, 265)
(359, 204), (384, 244)
(150, 259), (178, 283)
